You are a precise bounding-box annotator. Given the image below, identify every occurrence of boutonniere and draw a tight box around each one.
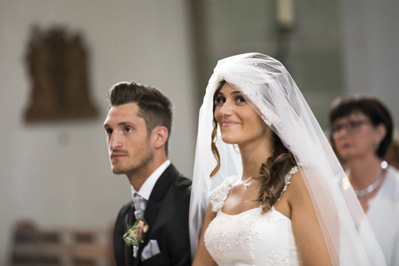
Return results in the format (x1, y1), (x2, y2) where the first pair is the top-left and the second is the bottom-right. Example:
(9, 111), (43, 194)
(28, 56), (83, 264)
(123, 218), (149, 258)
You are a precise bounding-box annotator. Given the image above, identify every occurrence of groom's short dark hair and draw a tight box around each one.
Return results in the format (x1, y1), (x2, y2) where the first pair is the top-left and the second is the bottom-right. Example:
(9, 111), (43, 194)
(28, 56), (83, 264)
(108, 82), (173, 155)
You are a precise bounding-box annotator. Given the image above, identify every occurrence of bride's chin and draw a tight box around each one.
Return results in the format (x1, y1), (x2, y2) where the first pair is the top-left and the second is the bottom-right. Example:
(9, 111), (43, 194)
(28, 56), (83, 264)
(221, 135), (238, 145)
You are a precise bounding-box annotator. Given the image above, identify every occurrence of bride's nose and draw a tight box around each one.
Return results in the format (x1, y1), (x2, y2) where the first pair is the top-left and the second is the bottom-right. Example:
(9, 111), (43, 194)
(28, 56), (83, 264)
(219, 100), (234, 116)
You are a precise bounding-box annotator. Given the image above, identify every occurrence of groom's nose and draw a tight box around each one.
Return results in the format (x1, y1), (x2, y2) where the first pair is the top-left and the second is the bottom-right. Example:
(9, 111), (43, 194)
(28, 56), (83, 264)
(109, 130), (123, 150)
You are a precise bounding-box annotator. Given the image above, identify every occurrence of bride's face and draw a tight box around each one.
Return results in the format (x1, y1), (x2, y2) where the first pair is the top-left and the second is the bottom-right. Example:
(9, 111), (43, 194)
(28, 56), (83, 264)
(214, 83), (268, 146)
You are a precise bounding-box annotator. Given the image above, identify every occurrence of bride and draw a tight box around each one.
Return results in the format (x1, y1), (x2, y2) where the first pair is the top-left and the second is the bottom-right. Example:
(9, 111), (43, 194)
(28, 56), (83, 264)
(189, 53), (386, 265)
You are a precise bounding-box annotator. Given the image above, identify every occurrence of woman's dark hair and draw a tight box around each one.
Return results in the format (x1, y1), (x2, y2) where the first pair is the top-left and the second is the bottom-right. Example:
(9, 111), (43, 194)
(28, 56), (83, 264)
(329, 95), (393, 158)
(210, 81), (296, 213)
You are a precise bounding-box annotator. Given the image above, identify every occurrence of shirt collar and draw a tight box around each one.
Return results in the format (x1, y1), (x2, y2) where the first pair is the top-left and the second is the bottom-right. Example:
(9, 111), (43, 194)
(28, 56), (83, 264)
(131, 159), (171, 201)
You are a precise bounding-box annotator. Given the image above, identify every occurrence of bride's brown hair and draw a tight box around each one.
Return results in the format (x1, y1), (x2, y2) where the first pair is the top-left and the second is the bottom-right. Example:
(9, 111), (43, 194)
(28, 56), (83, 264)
(210, 81), (296, 213)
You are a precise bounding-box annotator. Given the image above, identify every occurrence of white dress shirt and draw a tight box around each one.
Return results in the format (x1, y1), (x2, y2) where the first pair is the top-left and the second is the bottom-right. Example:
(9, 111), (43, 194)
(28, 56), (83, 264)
(131, 159), (171, 201)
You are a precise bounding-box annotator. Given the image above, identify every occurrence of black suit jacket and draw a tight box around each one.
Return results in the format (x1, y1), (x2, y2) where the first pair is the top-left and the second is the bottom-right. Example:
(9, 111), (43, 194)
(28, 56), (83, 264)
(113, 164), (192, 266)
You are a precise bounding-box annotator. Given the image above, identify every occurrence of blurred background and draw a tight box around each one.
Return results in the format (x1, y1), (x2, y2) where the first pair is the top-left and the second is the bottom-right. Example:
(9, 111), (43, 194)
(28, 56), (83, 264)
(0, 0), (398, 264)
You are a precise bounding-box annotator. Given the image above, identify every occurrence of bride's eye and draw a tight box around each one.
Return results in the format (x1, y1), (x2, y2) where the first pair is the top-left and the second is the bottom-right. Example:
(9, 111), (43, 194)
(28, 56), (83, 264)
(214, 96), (226, 106)
(236, 95), (246, 104)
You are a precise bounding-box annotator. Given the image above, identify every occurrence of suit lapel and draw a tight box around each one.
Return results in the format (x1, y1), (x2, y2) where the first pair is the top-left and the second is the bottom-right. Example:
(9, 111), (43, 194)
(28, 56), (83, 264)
(144, 164), (178, 227)
(136, 164), (178, 260)
(125, 204), (135, 266)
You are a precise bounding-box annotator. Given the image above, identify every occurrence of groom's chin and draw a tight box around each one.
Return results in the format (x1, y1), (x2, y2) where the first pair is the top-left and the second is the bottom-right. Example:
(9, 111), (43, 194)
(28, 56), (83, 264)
(111, 166), (125, 175)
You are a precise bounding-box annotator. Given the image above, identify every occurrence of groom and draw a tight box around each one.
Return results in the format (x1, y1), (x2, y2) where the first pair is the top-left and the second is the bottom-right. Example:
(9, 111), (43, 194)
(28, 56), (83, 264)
(104, 82), (192, 266)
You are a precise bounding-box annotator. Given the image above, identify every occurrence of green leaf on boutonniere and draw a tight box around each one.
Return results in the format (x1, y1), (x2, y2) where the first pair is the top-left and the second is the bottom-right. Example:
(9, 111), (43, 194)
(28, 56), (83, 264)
(123, 217), (149, 258)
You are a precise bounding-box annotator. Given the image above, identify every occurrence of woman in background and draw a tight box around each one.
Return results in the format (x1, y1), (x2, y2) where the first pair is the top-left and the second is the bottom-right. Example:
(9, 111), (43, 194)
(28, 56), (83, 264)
(329, 95), (399, 266)
(189, 53), (386, 266)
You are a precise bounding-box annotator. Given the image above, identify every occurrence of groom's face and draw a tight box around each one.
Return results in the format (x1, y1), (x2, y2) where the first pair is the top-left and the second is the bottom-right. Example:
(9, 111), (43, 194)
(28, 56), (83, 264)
(103, 102), (154, 176)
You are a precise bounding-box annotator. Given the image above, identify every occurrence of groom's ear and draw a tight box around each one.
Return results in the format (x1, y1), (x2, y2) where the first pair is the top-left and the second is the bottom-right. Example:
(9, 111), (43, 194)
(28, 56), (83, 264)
(151, 126), (169, 151)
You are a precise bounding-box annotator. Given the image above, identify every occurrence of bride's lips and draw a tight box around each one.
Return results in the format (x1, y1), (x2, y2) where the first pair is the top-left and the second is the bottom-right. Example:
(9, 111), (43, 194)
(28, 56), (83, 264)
(222, 121), (240, 127)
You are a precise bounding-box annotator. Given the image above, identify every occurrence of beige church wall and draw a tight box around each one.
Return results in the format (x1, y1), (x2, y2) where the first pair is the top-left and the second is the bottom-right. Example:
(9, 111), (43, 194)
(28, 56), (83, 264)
(0, 0), (195, 262)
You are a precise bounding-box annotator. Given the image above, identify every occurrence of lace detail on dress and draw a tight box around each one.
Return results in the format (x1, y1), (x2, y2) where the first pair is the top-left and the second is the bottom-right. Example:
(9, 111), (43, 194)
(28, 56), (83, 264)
(205, 208), (299, 266)
(268, 246), (295, 265)
(278, 166), (298, 201)
(205, 168), (301, 265)
(235, 209), (262, 264)
(209, 175), (239, 212)
(203, 214), (231, 262)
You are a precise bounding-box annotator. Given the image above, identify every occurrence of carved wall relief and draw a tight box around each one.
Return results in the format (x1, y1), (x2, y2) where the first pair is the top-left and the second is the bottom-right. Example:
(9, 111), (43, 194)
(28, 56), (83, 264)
(24, 26), (98, 122)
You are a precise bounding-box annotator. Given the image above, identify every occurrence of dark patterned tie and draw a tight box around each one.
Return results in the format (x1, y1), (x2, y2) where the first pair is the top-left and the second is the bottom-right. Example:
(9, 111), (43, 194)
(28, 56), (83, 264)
(133, 192), (147, 219)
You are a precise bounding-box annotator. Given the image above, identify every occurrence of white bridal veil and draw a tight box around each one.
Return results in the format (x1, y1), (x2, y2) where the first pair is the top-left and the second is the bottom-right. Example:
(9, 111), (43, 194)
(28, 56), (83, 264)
(189, 53), (386, 265)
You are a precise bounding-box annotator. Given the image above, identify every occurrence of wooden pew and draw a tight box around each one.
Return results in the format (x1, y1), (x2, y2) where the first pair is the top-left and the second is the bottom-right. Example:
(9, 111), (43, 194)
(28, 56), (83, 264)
(10, 220), (115, 266)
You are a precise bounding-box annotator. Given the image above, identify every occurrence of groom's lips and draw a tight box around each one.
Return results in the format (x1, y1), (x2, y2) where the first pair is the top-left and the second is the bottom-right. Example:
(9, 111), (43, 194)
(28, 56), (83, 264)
(111, 153), (127, 159)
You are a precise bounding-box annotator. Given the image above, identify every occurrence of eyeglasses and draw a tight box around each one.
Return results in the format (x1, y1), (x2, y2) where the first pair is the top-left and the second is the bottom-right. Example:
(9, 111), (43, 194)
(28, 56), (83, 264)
(330, 119), (371, 136)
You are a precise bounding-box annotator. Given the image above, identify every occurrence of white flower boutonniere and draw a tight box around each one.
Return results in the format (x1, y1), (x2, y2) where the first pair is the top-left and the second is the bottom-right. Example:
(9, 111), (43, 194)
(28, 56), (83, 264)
(123, 218), (149, 258)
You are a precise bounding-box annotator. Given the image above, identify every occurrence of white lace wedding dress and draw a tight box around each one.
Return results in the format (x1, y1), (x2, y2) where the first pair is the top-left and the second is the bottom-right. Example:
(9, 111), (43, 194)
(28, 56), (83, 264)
(204, 167), (301, 266)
